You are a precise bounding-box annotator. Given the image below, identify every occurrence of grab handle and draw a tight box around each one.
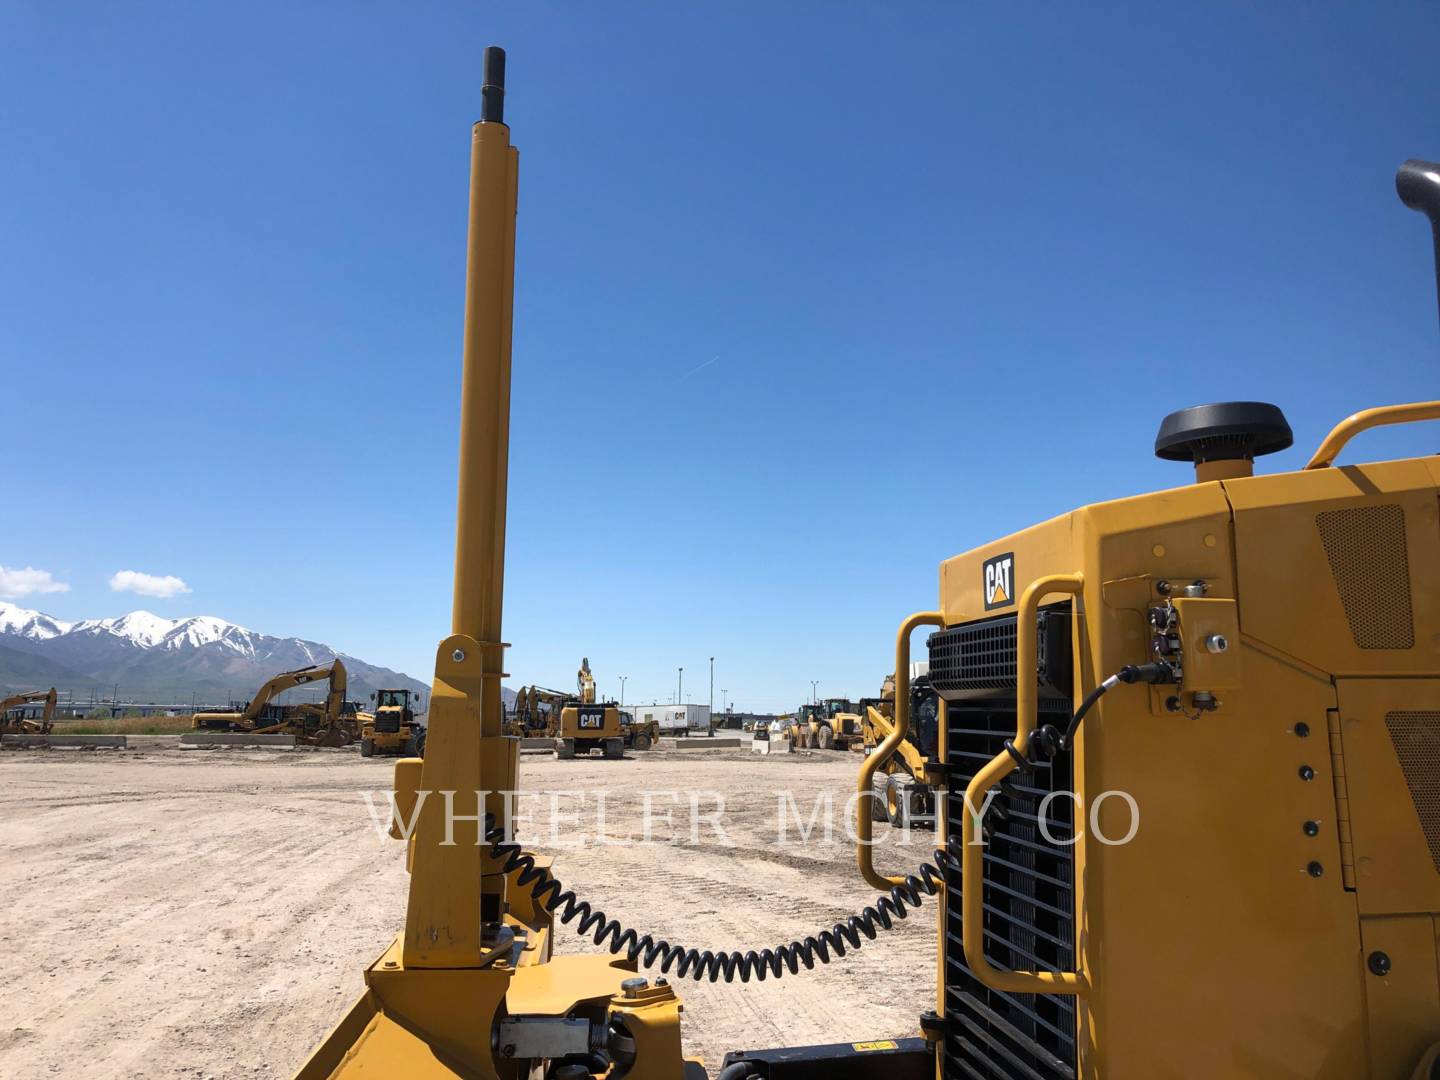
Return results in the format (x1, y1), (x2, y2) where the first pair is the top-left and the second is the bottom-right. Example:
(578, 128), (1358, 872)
(961, 573), (1088, 996)
(1304, 401), (1440, 470)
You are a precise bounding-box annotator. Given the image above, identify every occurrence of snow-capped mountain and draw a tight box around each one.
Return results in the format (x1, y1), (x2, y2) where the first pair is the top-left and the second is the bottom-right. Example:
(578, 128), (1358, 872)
(0, 604), (72, 641)
(0, 601), (429, 702)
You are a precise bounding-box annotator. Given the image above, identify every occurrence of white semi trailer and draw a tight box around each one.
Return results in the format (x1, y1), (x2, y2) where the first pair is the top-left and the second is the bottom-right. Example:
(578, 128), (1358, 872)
(628, 703), (712, 736)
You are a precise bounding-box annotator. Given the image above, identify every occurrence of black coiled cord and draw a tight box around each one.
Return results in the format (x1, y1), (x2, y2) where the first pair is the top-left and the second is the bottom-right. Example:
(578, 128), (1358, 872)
(484, 815), (958, 983)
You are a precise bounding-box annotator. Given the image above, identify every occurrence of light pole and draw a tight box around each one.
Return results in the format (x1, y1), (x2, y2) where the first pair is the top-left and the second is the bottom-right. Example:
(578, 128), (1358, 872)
(677, 667), (683, 705)
(709, 656), (714, 714)
(619, 676), (627, 707)
(721, 689), (729, 712)
(810, 680), (818, 705)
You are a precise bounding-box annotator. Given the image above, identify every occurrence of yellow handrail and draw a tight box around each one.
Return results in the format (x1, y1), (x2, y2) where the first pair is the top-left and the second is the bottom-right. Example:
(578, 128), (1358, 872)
(1304, 400), (1440, 470)
(961, 573), (1088, 996)
(856, 610), (944, 890)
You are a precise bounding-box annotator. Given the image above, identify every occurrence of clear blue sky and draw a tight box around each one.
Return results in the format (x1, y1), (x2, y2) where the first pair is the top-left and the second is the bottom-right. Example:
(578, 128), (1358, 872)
(2, 4), (1437, 711)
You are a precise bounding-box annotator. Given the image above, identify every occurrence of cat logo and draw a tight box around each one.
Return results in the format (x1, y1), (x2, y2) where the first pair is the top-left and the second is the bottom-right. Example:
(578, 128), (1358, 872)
(984, 552), (1015, 611)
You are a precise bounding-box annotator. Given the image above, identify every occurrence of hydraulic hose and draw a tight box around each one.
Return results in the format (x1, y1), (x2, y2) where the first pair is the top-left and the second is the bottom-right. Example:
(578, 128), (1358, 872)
(484, 815), (956, 983)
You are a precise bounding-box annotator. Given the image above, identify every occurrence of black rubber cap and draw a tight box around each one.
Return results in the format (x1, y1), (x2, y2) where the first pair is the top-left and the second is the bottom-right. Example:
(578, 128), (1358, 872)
(1154, 402), (1293, 464)
(1397, 159), (1440, 226)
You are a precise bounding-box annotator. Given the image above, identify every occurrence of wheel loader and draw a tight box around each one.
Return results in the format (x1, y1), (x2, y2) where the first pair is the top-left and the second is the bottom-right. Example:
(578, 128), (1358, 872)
(788, 697), (863, 750)
(859, 669), (942, 830)
(556, 657), (624, 759)
(294, 50), (1440, 1080)
(0, 687), (56, 735)
(192, 660), (355, 746)
(358, 687), (425, 757)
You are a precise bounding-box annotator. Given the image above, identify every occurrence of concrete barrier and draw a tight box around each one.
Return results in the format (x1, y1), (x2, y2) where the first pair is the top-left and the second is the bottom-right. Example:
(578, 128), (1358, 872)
(660, 736), (742, 751)
(179, 733), (297, 748)
(751, 737), (790, 755)
(521, 737), (555, 751)
(2, 734), (127, 749)
(122, 734), (184, 750)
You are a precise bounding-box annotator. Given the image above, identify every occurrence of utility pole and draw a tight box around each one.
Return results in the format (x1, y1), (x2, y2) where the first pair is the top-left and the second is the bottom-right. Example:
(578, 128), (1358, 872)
(708, 656), (714, 714)
(721, 689), (728, 712)
(677, 667), (684, 705)
(619, 675), (627, 707)
(810, 680), (818, 705)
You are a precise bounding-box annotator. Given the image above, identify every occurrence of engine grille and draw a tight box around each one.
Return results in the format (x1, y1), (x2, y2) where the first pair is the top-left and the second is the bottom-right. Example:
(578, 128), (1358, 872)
(938, 611), (1078, 1080)
(373, 711), (402, 734)
(1316, 504), (1415, 650)
(928, 607), (1073, 703)
(1384, 711), (1440, 873)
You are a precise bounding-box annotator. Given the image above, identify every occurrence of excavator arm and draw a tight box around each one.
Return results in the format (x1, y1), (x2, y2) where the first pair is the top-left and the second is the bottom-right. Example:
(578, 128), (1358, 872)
(0, 687), (57, 734)
(241, 661), (348, 725)
(577, 657), (597, 704)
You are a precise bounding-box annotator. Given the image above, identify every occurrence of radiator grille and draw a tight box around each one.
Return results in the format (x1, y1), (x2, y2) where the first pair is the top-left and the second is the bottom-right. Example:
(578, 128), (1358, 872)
(939, 611), (1077, 1079)
(1384, 711), (1440, 874)
(929, 606), (1073, 703)
(1316, 505), (1415, 650)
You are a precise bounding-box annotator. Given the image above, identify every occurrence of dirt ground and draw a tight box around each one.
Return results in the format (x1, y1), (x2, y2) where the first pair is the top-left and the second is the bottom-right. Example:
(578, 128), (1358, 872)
(0, 743), (939, 1079)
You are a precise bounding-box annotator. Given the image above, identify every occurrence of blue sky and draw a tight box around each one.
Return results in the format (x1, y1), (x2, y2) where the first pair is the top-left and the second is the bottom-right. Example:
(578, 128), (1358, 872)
(2, 3), (1437, 711)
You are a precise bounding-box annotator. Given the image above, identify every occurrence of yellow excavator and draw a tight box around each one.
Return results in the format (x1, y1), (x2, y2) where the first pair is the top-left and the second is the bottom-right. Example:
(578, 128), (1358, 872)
(295, 51), (1440, 1080)
(0, 687), (57, 735)
(192, 660), (355, 746)
(556, 657), (624, 760)
(511, 684), (570, 736)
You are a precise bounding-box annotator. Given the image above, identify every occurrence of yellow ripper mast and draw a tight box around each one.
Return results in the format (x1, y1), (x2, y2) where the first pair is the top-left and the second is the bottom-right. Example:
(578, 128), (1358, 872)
(297, 46), (689, 1080)
(402, 39), (520, 967)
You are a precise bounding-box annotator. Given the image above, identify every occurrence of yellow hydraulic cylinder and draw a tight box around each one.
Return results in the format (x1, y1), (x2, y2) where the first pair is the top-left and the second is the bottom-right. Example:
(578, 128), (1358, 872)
(401, 45), (522, 968)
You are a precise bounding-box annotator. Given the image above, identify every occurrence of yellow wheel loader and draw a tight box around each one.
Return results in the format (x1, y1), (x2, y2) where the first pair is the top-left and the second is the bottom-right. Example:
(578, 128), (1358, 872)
(0, 687), (56, 735)
(858, 671), (942, 829)
(192, 660), (355, 745)
(358, 688), (425, 757)
(556, 657), (624, 760)
(293, 53), (1440, 1080)
(788, 697), (863, 749)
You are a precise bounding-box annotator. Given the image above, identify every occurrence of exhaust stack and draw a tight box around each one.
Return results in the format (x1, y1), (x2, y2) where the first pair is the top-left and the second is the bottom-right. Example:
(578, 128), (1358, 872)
(1397, 159), (1440, 332)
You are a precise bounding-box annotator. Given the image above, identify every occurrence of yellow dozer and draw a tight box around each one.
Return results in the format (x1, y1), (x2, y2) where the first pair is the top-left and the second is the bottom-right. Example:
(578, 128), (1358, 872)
(0, 687), (57, 735)
(556, 657), (624, 760)
(192, 660), (355, 745)
(293, 52), (1440, 1080)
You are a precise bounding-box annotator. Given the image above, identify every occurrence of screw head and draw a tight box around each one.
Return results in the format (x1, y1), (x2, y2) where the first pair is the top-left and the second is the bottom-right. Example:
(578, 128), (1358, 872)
(1368, 950), (1392, 976)
(1303, 820), (1321, 837)
(1299, 764), (1316, 781)
(452, 649), (466, 663)
(1307, 860), (1324, 878)
(1204, 634), (1229, 654)
(620, 976), (648, 997)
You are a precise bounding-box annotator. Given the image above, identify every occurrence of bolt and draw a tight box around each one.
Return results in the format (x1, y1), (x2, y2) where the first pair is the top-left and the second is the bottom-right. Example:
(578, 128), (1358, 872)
(1185, 580), (1209, 596)
(1307, 861), (1324, 878)
(1303, 820), (1320, 837)
(1368, 951), (1392, 976)
(1165, 696), (1181, 712)
(1294, 722), (1310, 738)
(655, 976), (668, 986)
(1204, 634), (1228, 654)
(452, 649), (466, 663)
(500, 1044), (516, 1058)
(1299, 764), (1315, 781)
(1156, 580), (1173, 596)
(620, 977), (648, 997)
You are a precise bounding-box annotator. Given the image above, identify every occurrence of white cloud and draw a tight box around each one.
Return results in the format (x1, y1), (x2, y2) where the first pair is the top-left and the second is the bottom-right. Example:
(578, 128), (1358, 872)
(0, 565), (70, 598)
(108, 570), (192, 599)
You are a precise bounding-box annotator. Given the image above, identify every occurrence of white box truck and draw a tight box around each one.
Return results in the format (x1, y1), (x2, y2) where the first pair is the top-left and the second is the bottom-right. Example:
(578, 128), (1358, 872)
(630, 704), (712, 736)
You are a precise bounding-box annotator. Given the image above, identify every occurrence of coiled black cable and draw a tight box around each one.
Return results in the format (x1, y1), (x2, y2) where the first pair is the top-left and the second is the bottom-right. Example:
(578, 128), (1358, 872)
(483, 815), (958, 983)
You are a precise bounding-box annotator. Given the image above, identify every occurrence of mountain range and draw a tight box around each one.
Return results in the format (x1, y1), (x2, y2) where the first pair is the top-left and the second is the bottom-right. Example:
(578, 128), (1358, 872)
(0, 602), (443, 707)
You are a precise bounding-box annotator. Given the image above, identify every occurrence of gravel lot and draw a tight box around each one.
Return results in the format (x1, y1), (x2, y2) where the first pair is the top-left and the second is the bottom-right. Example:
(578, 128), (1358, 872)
(0, 743), (938, 1078)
